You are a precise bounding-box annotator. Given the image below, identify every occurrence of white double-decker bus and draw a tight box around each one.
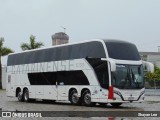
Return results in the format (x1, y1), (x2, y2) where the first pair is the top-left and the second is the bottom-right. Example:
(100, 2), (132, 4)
(6, 39), (154, 107)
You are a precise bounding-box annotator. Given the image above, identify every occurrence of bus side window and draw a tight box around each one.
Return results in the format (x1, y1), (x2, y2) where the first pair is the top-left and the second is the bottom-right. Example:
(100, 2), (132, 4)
(57, 72), (66, 85)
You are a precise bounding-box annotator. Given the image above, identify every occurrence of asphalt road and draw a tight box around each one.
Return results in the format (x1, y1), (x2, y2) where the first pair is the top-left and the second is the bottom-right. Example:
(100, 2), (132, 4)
(0, 89), (160, 120)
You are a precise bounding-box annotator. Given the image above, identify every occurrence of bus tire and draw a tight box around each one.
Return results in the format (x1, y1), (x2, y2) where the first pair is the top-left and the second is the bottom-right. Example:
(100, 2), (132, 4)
(17, 91), (24, 102)
(110, 103), (122, 107)
(70, 89), (81, 105)
(23, 89), (30, 102)
(82, 90), (95, 107)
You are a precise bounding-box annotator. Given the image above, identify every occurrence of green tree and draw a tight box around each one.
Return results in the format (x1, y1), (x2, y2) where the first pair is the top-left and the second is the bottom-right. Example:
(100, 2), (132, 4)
(145, 65), (160, 88)
(0, 37), (13, 89)
(21, 35), (44, 51)
(145, 66), (160, 80)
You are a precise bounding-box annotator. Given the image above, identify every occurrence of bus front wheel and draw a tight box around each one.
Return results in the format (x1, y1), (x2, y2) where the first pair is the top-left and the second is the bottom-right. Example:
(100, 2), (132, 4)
(110, 103), (122, 107)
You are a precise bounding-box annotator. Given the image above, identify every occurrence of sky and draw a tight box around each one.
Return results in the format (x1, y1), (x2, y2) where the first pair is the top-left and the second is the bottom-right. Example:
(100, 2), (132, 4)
(0, 0), (160, 65)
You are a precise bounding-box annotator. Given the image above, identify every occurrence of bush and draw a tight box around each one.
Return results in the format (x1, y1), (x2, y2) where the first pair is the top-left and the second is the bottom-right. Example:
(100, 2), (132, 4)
(145, 66), (160, 87)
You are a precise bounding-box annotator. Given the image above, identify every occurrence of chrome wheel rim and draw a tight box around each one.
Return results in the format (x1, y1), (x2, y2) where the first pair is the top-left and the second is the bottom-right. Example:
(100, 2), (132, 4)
(24, 92), (28, 101)
(72, 92), (79, 103)
(84, 93), (91, 105)
(18, 92), (21, 101)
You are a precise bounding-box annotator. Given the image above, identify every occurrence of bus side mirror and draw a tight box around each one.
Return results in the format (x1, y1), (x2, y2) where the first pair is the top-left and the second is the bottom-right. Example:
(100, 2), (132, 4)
(101, 58), (116, 72)
(142, 61), (154, 73)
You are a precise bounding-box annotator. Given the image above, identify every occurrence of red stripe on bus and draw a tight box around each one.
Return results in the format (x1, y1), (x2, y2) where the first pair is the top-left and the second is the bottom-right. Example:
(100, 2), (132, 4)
(108, 86), (113, 99)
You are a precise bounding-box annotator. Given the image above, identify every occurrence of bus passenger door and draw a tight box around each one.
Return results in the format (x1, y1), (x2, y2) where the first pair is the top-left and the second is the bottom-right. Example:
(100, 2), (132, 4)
(57, 72), (67, 100)
(57, 82), (67, 100)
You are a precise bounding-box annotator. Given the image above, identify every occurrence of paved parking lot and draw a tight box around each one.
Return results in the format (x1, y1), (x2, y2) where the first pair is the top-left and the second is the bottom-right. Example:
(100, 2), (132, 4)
(0, 89), (160, 120)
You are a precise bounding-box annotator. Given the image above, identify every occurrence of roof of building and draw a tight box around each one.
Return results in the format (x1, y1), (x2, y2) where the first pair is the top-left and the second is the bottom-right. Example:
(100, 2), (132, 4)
(52, 32), (69, 40)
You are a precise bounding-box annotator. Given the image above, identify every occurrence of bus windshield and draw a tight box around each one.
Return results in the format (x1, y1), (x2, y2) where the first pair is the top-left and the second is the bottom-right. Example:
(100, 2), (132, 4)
(111, 64), (144, 89)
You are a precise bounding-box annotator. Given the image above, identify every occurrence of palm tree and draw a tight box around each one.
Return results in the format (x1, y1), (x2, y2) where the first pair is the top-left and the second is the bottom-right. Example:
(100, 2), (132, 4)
(0, 37), (13, 89)
(21, 35), (44, 51)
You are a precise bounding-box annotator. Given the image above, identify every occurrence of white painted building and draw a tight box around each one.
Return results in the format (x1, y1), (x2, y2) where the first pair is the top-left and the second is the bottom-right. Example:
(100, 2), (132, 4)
(140, 52), (160, 68)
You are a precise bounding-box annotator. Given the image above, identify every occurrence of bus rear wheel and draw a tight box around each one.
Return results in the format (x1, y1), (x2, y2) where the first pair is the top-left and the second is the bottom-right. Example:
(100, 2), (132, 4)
(23, 89), (30, 102)
(70, 90), (81, 105)
(110, 103), (122, 107)
(82, 90), (95, 107)
(17, 91), (24, 102)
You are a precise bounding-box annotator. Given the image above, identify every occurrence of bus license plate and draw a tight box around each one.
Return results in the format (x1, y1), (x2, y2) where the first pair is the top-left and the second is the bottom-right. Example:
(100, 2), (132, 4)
(128, 97), (134, 101)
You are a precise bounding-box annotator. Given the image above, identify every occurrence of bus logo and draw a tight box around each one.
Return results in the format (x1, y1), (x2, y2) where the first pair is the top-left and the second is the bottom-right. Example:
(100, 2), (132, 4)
(2, 112), (11, 117)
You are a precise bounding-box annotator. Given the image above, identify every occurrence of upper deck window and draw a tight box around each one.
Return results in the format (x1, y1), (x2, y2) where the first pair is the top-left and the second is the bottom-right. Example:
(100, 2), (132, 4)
(105, 40), (141, 61)
(7, 41), (106, 66)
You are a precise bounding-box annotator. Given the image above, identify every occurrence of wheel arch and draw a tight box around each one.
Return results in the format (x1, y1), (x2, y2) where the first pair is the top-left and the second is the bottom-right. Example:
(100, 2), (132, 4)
(23, 87), (29, 94)
(81, 88), (90, 97)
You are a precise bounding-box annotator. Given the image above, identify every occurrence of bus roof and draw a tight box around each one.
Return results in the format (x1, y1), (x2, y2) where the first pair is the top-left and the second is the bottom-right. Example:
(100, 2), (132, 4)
(8, 39), (104, 55)
(7, 39), (108, 66)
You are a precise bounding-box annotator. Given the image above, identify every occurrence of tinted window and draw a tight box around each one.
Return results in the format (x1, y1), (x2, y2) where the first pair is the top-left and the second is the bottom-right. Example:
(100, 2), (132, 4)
(28, 72), (57, 85)
(57, 71), (89, 85)
(105, 40), (140, 60)
(8, 41), (106, 66)
(28, 70), (89, 85)
(86, 58), (109, 89)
